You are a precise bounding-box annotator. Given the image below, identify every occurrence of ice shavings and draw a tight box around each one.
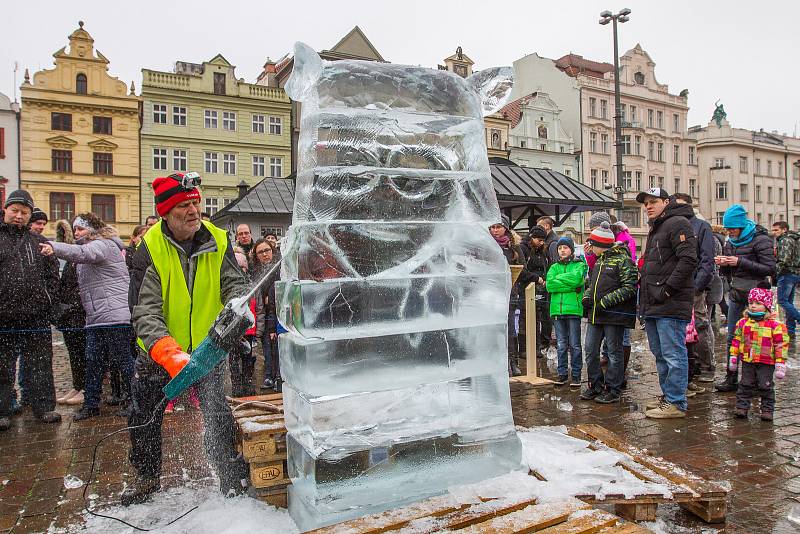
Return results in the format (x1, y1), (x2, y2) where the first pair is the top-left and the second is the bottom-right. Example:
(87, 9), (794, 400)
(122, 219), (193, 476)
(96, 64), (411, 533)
(239, 420), (285, 434)
(518, 426), (674, 501)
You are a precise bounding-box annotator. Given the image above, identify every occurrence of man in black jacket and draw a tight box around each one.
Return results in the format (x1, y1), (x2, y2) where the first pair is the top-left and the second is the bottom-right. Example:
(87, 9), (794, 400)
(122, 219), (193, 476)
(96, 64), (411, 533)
(715, 204), (776, 392)
(517, 226), (551, 359)
(637, 188), (698, 419)
(537, 216), (560, 264)
(674, 194), (716, 387)
(0, 190), (62, 430)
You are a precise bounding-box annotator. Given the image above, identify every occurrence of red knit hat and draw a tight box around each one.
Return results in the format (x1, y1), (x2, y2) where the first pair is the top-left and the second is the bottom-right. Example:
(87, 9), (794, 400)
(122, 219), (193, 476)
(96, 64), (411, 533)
(588, 222), (616, 248)
(152, 173), (201, 216)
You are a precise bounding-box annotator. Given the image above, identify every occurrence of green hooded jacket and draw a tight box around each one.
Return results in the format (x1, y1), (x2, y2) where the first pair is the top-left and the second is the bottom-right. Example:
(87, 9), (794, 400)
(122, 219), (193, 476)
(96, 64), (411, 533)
(545, 257), (587, 318)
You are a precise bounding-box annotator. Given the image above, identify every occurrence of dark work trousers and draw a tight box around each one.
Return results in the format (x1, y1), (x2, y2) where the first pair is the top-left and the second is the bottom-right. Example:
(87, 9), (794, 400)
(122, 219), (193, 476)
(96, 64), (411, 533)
(128, 357), (248, 488)
(84, 326), (134, 410)
(61, 329), (87, 391)
(736, 362), (775, 414)
(0, 325), (56, 417)
(266, 333), (280, 382)
(228, 337), (256, 397)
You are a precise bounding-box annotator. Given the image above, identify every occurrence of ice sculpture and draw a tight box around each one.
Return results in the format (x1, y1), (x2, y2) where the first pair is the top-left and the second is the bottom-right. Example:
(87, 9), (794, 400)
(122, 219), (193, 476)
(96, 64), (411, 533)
(277, 42), (521, 531)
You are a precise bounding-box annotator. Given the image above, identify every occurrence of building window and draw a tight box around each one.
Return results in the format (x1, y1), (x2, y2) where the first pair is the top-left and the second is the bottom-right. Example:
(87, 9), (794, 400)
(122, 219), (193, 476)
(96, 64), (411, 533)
(794, 190), (800, 205)
(649, 175), (657, 188)
(213, 73), (226, 95)
(91, 194), (115, 222)
(767, 160), (773, 176)
(93, 152), (113, 175)
(779, 187), (784, 204)
(648, 141), (655, 161)
(779, 161), (784, 176)
(223, 111), (237, 131)
(173, 106), (187, 126)
(740, 183), (749, 201)
(714, 157), (725, 168)
(634, 135), (641, 155)
(253, 155), (265, 177)
(490, 129), (501, 149)
(620, 208), (640, 228)
(635, 171), (642, 190)
(688, 146), (696, 165)
(658, 176), (665, 187)
(205, 152), (219, 173)
(538, 125), (548, 139)
(689, 179), (697, 197)
(629, 105), (636, 121)
(716, 181), (728, 200)
(564, 168), (571, 177)
(173, 149), (187, 171)
(674, 177), (681, 193)
(269, 157), (283, 177)
(716, 212), (726, 225)
(153, 104), (167, 124)
(590, 169), (598, 189)
(755, 159), (761, 174)
(49, 192), (75, 221)
(673, 144), (680, 164)
(539, 143), (546, 151)
(768, 186), (773, 203)
(205, 197), (219, 215)
(588, 97), (596, 117)
(204, 110), (218, 129)
(76, 74), (87, 95)
(589, 132), (597, 153)
(153, 148), (167, 170)
(600, 99), (608, 119)
(93, 116), (112, 135)
(620, 104), (626, 122)
(223, 153), (237, 175)
(520, 140), (526, 148)
(269, 116), (282, 135)
(795, 165), (800, 180)
(739, 156), (748, 173)
(51, 112), (72, 131)
(673, 113), (680, 133)
(252, 114), (265, 133)
(621, 135), (631, 155)
(51, 150), (72, 173)
(657, 143), (664, 162)
(623, 170), (632, 190)
(601, 170), (609, 186)
(601, 134), (609, 154)
(756, 185), (762, 202)
(657, 111), (663, 129)
(647, 109), (654, 128)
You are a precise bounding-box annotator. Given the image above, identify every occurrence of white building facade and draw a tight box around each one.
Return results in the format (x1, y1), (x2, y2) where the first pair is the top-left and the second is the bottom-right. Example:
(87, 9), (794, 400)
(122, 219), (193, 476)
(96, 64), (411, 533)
(0, 92), (20, 203)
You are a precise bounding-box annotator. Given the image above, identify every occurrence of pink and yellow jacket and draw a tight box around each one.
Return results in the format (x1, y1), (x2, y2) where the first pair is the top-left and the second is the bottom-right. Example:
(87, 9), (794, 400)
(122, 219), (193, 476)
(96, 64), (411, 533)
(730, 316), (787, 365)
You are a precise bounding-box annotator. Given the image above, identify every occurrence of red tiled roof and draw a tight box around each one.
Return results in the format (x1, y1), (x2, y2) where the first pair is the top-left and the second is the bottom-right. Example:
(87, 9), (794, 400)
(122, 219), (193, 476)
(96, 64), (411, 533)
(555, 54), (613, 79)
(498, 93), (538, 129)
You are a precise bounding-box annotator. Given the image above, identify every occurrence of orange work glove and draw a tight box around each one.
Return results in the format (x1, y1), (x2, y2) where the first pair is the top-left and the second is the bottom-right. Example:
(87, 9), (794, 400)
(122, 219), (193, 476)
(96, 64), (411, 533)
(150, 336), (191, 378)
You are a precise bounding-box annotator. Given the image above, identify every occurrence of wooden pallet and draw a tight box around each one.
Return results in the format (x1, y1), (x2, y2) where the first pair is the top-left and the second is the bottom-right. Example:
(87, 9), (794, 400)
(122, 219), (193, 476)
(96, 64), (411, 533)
(553, 424), (729, 523)
(231, 393), (290, 507)
(309, 493), (654, 534)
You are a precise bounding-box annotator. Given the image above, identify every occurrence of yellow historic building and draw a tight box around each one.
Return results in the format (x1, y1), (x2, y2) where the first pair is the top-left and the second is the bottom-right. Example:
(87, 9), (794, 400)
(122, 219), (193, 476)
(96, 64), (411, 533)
(20, 22), (140, 237)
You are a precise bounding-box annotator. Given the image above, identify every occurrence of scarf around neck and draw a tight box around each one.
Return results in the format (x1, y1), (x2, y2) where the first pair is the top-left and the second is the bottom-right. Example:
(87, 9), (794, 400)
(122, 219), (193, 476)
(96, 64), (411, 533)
(729, 220), (757, 247)
(493, 234), (510, 248)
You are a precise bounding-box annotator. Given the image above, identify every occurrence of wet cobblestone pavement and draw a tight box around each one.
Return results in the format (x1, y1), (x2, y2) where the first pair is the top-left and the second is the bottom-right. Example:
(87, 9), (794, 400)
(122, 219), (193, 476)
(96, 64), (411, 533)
(1, 317), (799, 533)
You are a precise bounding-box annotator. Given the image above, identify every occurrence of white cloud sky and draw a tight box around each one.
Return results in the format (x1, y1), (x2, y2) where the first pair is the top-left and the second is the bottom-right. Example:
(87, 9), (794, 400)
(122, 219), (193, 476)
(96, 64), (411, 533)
(2, 0), (798, 135)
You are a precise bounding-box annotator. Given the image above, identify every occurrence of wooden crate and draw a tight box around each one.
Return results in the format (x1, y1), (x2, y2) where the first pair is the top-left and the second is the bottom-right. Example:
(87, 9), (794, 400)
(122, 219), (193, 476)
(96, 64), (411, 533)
(309, 494), (654, 534)
(553, 424), (730, 523)
(249, 482), (290, 508)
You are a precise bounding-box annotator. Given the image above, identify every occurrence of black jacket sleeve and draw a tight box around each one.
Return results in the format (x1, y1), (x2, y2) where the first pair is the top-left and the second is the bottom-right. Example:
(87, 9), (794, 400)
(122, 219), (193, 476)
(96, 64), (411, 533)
(694, 220), (716, 291)
(738, 233), (777, 279)
(665, 218), (698, 293)
(128, 242), (151, 314)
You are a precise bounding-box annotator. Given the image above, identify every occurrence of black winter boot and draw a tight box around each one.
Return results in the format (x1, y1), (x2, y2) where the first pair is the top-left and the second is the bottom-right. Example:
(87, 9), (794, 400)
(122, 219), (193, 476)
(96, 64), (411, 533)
(120, 476), (161, 506)
(715, 371), (738, 392)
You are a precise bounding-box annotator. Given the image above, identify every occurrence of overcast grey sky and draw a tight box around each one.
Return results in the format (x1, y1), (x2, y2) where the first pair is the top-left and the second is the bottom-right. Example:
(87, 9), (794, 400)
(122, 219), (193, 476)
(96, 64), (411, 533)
(3, 0), (798, 135)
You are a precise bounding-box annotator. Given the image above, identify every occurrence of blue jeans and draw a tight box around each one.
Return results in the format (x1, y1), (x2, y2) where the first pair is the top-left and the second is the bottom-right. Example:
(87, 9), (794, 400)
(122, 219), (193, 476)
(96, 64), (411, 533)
(644, 318), (689, 411)
(84, 326), (135, 410)
(584, 323), (625, 394)
(553, 317), (582, 380)
(777, 274), (800, 334)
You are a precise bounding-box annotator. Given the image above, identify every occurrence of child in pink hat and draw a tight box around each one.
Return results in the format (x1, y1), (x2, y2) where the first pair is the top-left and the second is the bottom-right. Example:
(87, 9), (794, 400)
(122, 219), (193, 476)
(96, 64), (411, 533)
(729, 286), (788, 421)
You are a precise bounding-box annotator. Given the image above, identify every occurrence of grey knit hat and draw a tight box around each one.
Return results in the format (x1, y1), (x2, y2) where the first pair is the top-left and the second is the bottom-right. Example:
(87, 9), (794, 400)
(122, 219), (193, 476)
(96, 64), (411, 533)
(4, 189), (34, 210)
(588, 211), (611, 230)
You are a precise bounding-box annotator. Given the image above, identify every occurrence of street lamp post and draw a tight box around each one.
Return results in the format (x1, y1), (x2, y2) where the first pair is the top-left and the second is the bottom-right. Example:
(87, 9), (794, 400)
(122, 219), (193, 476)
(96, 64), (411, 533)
(599, 8), (631, 220)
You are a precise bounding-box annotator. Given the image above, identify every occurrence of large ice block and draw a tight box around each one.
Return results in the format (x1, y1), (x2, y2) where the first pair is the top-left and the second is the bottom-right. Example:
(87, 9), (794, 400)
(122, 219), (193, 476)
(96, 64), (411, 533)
(281, 41), (520, 530)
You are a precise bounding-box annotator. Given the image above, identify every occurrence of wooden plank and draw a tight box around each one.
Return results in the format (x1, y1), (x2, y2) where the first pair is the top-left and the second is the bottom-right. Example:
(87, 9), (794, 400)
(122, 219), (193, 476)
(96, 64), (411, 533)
(571, 425), (728, 497)
(536, 509), (618, 534)
(461, 499), (589, 533)
(614, 502), (657, 522)
(229, 393), (284, 404)
(308, 494), (475, 534)
(598, 523), (655, 533)
(679, 499), (727, 524)
(396, 496), (538, 533)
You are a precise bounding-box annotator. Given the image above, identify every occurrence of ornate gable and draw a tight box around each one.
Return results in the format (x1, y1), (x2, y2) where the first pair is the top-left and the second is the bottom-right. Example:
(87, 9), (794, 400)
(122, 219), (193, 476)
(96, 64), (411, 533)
(46, 135), (78, 149)
(87, 138), (118, 152)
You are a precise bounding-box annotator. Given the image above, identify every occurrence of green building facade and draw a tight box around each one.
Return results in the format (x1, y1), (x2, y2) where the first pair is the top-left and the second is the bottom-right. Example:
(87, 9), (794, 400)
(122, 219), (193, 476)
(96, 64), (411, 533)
(140, 54), (291, 219)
